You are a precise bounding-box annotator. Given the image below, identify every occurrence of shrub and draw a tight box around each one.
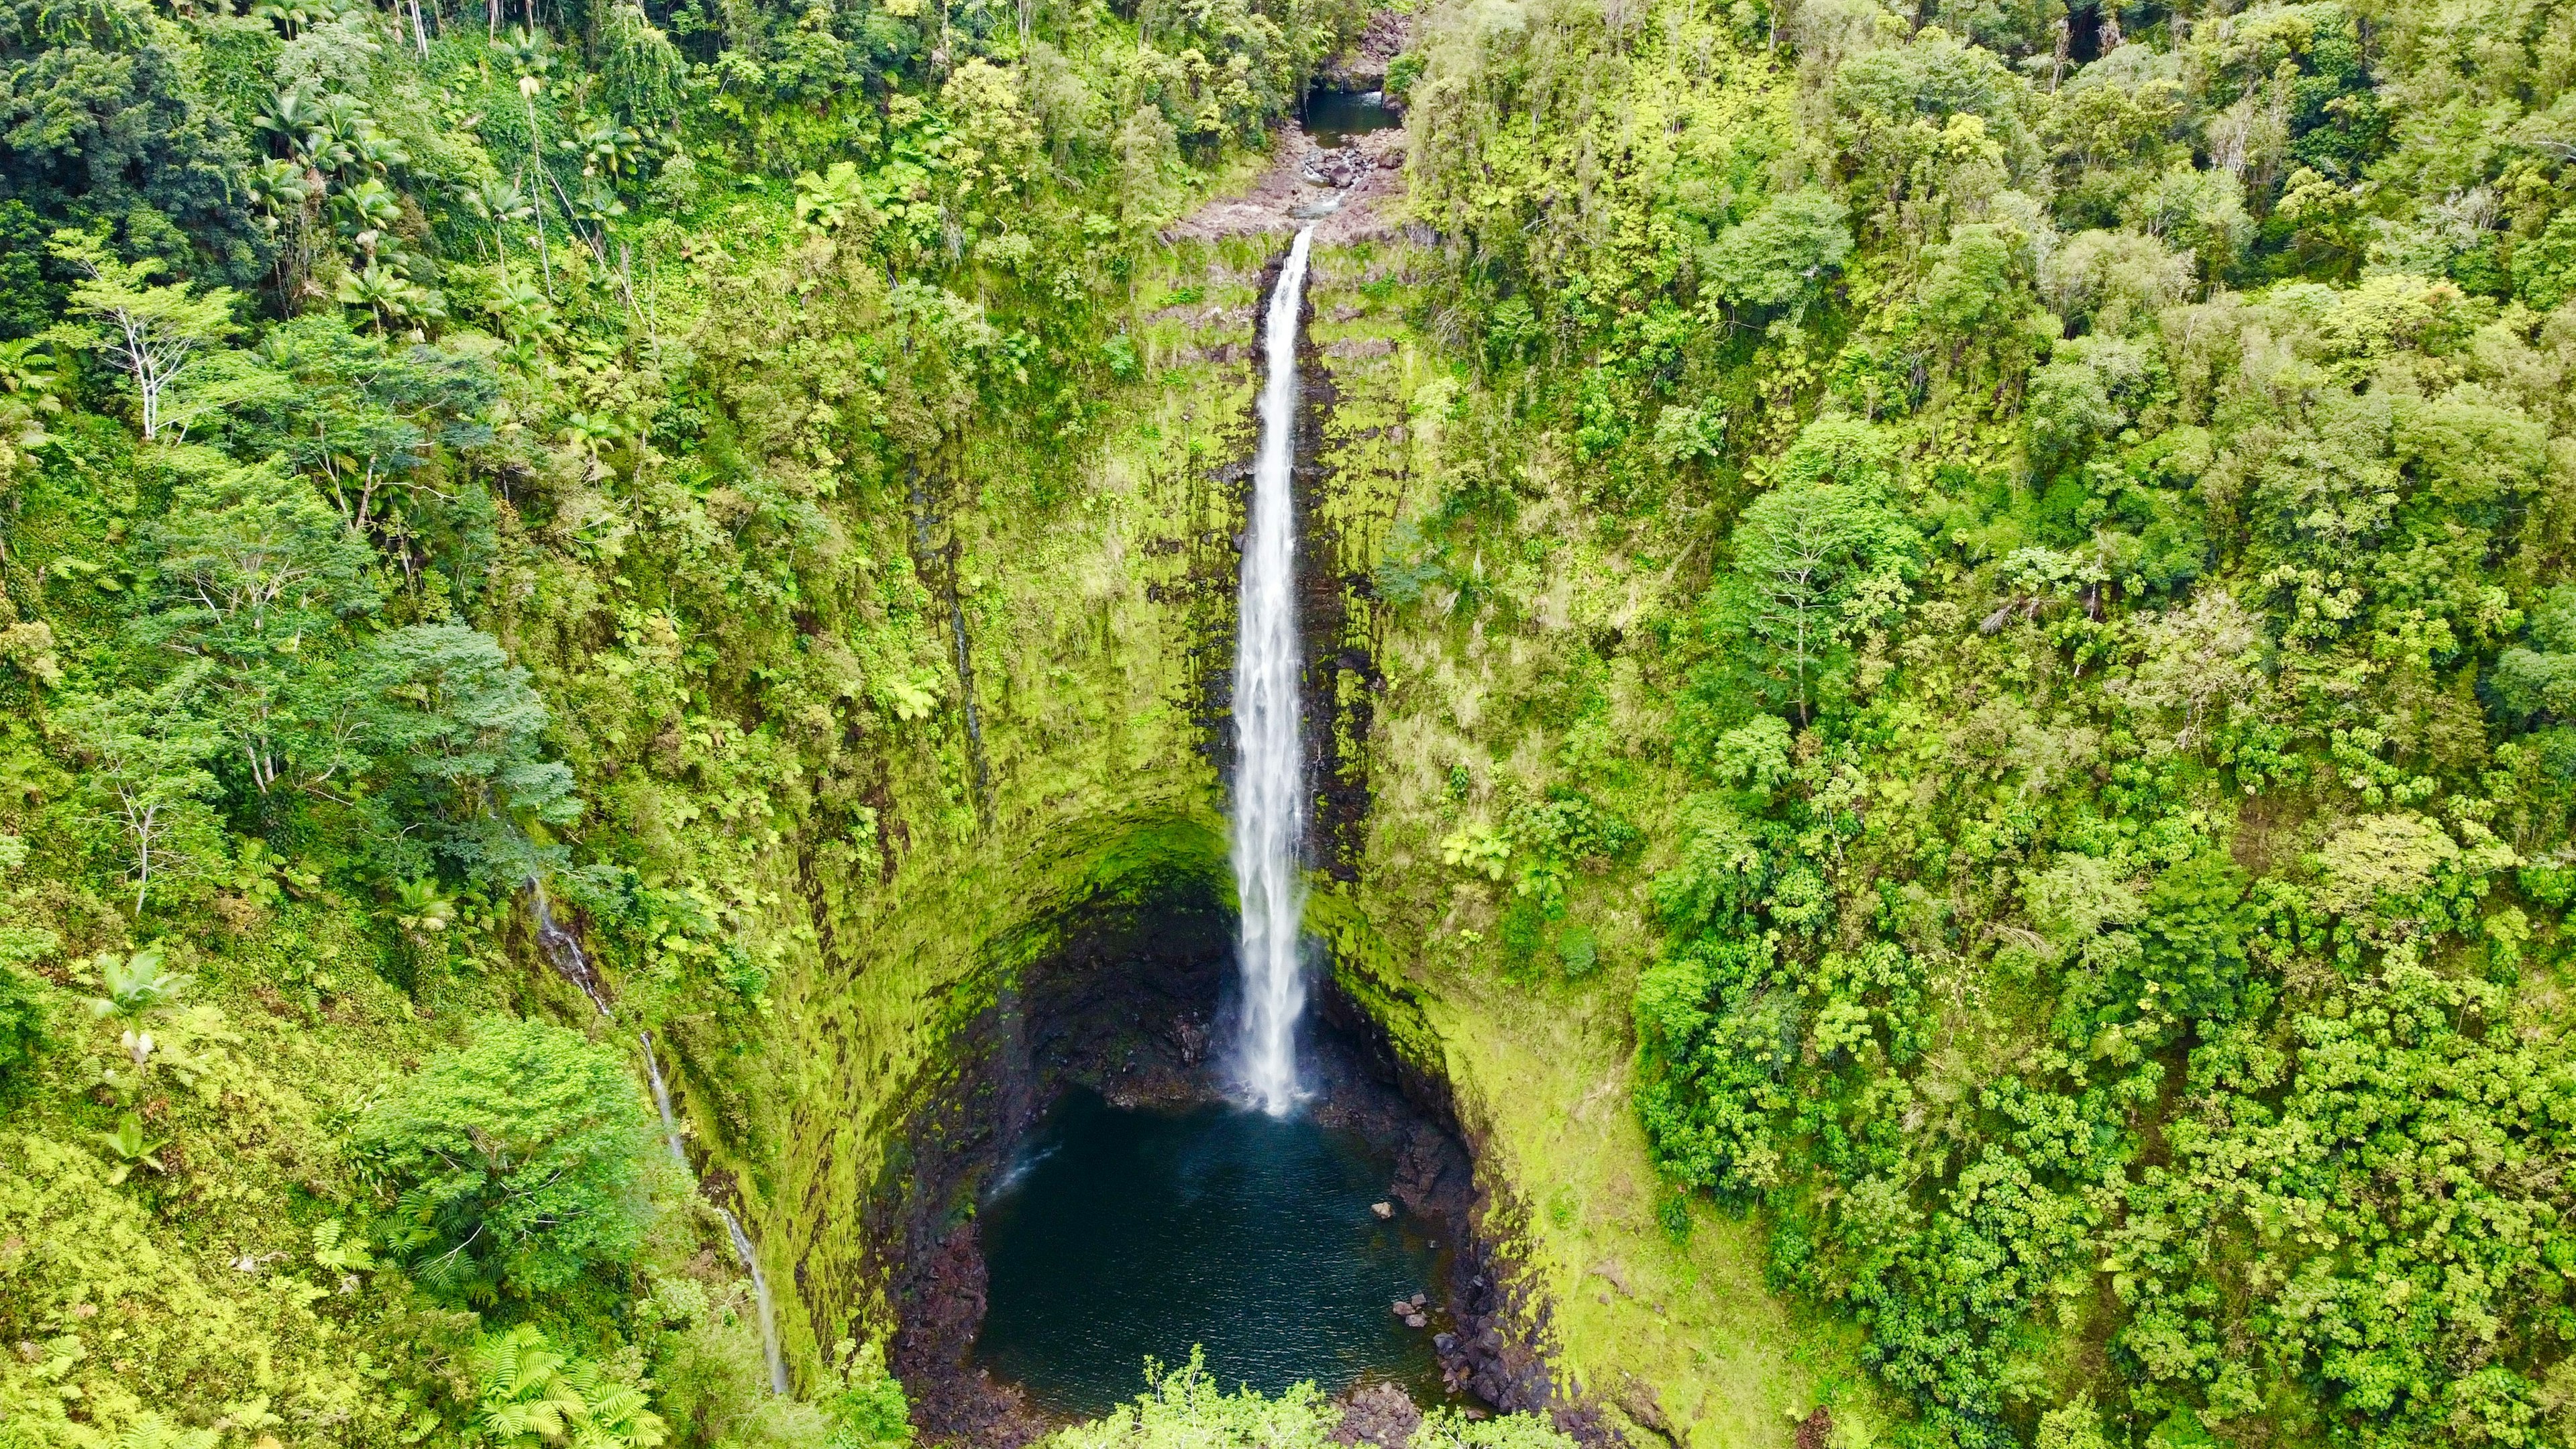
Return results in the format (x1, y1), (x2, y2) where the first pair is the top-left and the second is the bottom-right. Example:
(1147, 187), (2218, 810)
(359, 1017), (664, 1303)
(0, 963), (50, 1092)
(473, 1323), (668, 1449)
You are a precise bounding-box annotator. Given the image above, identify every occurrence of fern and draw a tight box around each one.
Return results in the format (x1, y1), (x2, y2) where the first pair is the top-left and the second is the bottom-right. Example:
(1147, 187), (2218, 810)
(472, 1324), (667, 1449)
(112, 1415), (219, 1449)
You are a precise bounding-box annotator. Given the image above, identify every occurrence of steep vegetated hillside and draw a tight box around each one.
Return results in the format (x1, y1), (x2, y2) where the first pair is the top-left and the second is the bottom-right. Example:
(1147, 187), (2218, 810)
(0, 0), (1376, 1442)
(7, 0), (2576, 1443)
(1365, 1), (2576, 1448)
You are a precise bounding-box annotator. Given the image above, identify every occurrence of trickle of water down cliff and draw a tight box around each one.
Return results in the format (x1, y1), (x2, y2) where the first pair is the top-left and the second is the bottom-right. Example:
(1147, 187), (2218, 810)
(1232, 226), (1316, 1117)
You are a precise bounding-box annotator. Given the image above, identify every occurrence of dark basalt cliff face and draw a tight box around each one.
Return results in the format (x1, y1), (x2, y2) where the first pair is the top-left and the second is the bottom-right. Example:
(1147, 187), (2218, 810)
(856, 881), (1558, 1449)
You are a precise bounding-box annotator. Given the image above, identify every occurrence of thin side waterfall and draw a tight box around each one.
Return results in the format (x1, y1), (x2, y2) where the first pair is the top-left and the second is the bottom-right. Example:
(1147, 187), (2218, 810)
(642, 1032), (790, 1397)
(1231, 227), (1315, 1118)
(531, 879), (611, 1018)
(720, 1211), (790, 1398)
(527, 885), (787, 1395)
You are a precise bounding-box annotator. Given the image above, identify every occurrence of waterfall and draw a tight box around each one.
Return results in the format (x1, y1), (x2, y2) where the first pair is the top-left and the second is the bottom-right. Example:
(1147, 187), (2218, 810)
(642, 1030), (790, 1397)
(640, 1030), (694, 1169)
(533, 885), (787, 1396)
(720, 1210), (790, 1397)
(529, 879), (612, 1018)
(1231, 227), (1315, 1118)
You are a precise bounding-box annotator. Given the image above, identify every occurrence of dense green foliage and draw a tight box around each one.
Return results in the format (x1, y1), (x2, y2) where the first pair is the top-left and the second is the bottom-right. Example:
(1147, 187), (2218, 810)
(0, 0), (1355, 1434)
(20, 0), (2576, 1432)
(1370, 0), (2576, 1443)
(1044, 1354), (1578, 1449)
(358, 1018), (669, 1305)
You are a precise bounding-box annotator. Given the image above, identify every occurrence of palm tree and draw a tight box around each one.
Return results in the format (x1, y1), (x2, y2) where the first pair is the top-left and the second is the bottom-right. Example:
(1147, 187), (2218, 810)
(460, 176), (535, 270)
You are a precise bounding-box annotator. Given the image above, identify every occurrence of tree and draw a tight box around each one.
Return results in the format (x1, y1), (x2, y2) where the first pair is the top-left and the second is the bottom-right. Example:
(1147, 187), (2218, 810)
(153, 347), (292, 445)
(1044, 1350), (1342, 1449)
(359, 1017), (663, 1302)
(2515, 207), (2576, 312)
(793, 163), (875, 237)
(596, 1), (686, 133)
(1113, 105), (1183, 242)
(2024, 356), (2124, 470)
(1915, 222), (2036, 364)
(460, 177), (537, 274)
(144, 456), (376, 643)
(1700, 190), (1854, 312)
(48, 233), (240, 440)
(1829, 31), (2031, 233)
(244, 313), (502, 556)
(1729, 460), (1917, 724)
(136, 455), (382, 796)
(359, 624), (580, 886)
(1044, 1351), (1572, 1449)
(51, 674), (223, 914)
(0, 1), (266, 285)
(2493, 585), (2576, 724)
(939, 60), (1041, 233)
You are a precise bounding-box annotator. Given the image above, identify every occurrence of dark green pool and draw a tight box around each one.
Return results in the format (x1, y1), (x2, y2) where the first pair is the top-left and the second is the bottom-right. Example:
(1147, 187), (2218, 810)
(972, 1089), (1446, 1414)
(1305, 89), (1401, 149)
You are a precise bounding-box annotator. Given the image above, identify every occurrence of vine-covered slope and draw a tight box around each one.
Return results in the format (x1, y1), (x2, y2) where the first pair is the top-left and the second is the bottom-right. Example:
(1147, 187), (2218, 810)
(11, 0), (2576, 1444)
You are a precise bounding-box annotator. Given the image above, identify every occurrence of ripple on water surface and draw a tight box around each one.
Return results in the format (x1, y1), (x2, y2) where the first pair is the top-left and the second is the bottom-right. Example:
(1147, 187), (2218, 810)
(973, 1088), (1446, 1415)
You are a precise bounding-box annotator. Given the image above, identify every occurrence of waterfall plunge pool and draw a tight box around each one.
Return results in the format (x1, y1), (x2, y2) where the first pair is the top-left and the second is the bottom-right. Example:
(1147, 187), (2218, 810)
(961, 235), (1464, 1424)
(1305, 89), (1401, 148)
(973, 1087), (1448, 1415)
(873, 882), (1501, 1443)
(873, 229), (1535, 1436)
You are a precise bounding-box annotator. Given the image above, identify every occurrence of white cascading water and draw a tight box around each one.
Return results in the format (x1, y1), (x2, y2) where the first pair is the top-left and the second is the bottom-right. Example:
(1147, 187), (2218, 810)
(535, 877), (787, 1399)
(1232, 227), (1316, 1118)
(641, 1030), (789, 1395)
(531, 879), (612, 1018)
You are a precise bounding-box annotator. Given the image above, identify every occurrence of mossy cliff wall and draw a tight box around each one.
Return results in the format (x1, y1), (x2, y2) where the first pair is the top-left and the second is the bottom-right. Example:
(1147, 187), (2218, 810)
(678, 236), (1874, 1449)
(678, 233), (1446, 1389)
(714, 261), (1260, 1377)
(629, 235), (1245, 1375)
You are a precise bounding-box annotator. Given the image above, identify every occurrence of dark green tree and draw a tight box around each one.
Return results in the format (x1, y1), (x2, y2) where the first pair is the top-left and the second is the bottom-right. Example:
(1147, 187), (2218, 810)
(359, 1016), (662, 1303)
(0, 0), (267, 280)
(358, 623), (581, 888)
